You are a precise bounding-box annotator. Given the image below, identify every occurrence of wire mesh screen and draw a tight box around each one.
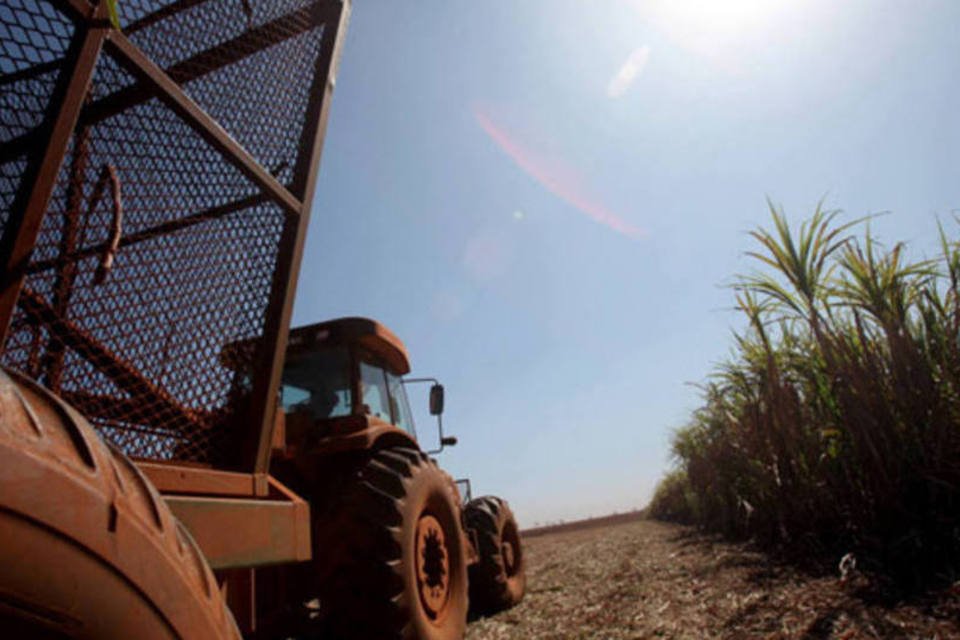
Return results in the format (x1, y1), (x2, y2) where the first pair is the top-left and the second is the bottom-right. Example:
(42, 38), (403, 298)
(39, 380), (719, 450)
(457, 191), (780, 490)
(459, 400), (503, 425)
(1, 0), (341, 468)
(1, 0), (76, 229)
(120, 0), (325, 187)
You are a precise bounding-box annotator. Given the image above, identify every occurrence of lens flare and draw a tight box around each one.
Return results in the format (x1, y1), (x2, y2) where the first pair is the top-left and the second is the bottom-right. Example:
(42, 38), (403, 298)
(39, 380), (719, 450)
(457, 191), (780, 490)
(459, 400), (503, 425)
(474, 107), (643, 239)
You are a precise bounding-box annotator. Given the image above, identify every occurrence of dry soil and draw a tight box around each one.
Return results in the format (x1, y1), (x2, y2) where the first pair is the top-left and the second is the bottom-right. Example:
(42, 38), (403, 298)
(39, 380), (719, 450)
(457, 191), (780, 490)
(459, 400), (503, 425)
(466, 518), (960, 639)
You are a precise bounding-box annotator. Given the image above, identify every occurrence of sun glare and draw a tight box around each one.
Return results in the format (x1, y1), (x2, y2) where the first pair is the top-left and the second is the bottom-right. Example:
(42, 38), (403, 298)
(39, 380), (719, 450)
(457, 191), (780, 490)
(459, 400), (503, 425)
(644, 0), (795, 62)
(661, 0), (775, 32)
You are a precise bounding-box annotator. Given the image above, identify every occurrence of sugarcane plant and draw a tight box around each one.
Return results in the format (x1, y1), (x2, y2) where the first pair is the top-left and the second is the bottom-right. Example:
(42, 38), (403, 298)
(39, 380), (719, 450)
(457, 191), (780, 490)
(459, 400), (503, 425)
(650, 204), (959, 586)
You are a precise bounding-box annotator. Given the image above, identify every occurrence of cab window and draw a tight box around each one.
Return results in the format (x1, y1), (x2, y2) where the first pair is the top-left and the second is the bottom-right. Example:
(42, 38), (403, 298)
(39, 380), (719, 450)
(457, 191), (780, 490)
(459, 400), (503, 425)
(359, 360), (417, 436)
(387, 371), (416, 437)
(360, 361), (391, 422)
(281, 347), (352, 420)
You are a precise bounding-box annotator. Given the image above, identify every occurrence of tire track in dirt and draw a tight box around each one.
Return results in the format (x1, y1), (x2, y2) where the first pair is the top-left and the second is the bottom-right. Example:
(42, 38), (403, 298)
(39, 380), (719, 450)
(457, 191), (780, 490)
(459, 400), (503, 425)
(467, 519), (959, 639)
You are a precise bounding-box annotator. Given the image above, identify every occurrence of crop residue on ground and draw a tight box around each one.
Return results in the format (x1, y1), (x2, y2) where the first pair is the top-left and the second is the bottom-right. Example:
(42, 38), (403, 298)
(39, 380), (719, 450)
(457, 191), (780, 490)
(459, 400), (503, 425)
(467, 519), (960, 639)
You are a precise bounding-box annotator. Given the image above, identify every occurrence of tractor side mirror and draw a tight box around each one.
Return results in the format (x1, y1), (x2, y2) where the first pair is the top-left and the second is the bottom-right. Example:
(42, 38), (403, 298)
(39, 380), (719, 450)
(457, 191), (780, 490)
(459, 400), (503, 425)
(441, 436), (457, 447)
(429, 383), (444, 415)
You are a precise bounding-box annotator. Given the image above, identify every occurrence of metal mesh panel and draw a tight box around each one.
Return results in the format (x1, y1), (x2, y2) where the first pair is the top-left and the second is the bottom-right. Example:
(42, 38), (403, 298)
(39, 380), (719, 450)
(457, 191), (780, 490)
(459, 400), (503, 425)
(1, 0), (340, 468)
(120, 0), (324, 186)
(0, 0), (75, 228)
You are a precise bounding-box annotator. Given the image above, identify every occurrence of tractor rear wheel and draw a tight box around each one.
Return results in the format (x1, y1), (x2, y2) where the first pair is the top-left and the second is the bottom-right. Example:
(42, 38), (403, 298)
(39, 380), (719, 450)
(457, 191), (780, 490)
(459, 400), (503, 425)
(310, 448), (469, 640)
(0, 368), (240, 639)
(464, 496), (526, 616)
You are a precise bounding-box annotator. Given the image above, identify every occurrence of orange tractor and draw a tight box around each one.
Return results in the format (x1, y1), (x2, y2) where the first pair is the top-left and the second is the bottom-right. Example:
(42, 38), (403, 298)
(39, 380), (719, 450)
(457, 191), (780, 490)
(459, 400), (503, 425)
(0, 0), (523, 637)
(234, 317), (527, 637)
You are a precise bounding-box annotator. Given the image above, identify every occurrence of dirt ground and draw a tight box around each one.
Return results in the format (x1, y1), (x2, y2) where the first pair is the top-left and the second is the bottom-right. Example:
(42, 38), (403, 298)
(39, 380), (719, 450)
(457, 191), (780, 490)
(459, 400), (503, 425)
(466, 519), (960, 639)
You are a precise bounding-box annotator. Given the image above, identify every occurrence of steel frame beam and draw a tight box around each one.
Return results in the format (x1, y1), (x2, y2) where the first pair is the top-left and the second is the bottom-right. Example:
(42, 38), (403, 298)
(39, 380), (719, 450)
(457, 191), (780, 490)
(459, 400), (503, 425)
(26, 192), (269, 275)
(103, 33), (300, 216)
(0, 0), (108, 346)
(87, 3), (337, 128)
(0, 58), (64, 89)
(0, 2), (334, 166)
(18, 287), (203, 430)
(246, 0), (351, 474)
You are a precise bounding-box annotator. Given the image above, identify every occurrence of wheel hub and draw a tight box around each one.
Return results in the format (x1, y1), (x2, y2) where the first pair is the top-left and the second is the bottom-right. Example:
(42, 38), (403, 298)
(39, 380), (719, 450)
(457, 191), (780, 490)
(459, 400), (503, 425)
(501, 541), (515, 573)
(501, 522), (521, 577)
(415, 514), (450, 620)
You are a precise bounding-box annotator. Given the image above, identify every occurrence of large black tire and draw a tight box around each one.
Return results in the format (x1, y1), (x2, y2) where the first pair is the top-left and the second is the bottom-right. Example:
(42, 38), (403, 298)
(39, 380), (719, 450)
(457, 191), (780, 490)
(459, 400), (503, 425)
(0, 368), (240, 639)
(464, 496), (526, 616)
(309, 447), (469, 640)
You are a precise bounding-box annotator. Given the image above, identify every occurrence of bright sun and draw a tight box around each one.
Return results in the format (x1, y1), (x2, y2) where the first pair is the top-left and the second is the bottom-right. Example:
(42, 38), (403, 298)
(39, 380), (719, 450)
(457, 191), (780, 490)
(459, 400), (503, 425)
(661, 0), (777, 31)
(645, 0), (795, 61)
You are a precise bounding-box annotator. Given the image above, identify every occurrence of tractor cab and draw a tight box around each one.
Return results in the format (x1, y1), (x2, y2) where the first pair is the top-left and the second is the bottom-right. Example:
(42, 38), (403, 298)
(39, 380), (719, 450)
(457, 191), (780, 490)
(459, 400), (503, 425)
(274, 317), (454, 455)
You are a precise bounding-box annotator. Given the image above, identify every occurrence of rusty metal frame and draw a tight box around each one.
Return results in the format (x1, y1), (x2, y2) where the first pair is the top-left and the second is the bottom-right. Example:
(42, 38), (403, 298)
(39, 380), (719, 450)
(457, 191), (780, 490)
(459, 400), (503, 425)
(246, 0), (351, 474)
(0, 4), (341, 167)
(1, 0), (351, 474)
(17, 286), (203, 429)
(0, 0), (109, 343)
(24, 192), (270, 275)
(102, 31), (301, 217)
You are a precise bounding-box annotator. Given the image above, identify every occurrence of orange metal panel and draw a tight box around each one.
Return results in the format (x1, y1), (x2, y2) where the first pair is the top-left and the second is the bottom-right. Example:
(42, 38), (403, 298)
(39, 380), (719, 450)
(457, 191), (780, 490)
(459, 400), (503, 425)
(164, 476), (311, 570)
(138, 462), (269, 497)
(219, 569), (256, 636)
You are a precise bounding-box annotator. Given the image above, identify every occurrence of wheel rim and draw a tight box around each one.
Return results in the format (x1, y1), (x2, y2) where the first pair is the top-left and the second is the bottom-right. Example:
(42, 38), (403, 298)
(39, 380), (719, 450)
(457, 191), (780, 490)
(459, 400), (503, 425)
(415, 514), (450, 621)
(500, 520), (521, 577)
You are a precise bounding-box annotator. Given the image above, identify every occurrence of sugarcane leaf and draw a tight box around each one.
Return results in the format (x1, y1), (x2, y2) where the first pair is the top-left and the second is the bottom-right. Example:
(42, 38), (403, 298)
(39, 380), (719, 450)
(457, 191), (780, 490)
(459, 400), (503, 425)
(106, 0), (120, 30)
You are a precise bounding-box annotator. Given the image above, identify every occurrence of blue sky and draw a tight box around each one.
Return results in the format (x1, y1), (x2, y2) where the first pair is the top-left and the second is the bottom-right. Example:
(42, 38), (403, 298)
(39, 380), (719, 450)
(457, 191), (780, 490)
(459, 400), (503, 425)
(291, 0), (960, 526)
